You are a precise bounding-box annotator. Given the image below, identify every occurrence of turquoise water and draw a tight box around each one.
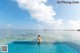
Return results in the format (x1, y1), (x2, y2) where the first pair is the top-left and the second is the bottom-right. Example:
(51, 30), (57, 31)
(7, 42), (78, 53)
(0, 30), (80, 53)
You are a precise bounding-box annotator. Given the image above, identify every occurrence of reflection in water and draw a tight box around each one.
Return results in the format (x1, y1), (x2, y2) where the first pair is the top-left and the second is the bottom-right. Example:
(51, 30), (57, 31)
(38, 42), (40, 47)
(0, 30), (80, 53)
(0, 30), (80, 46)
(38, 43), (41, 53)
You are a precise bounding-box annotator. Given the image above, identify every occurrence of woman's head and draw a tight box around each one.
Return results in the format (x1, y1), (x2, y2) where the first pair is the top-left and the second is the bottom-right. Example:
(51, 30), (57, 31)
(38, 35), (40, 37)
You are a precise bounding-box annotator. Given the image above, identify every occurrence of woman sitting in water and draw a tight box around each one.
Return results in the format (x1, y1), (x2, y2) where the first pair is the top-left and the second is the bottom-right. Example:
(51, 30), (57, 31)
(37, 35), (42, 44)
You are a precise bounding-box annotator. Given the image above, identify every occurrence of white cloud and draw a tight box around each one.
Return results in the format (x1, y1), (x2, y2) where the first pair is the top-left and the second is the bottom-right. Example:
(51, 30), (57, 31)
(15, 0), (80, 30)
(15, 0), (63, 29)
(68, 20), (80, 30)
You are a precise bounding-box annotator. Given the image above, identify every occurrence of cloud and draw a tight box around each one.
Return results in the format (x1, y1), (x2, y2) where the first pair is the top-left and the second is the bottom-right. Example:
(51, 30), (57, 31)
(15, 0), (63, 29)
(68, 20), (80, 30)
(15, 0), (80, 30)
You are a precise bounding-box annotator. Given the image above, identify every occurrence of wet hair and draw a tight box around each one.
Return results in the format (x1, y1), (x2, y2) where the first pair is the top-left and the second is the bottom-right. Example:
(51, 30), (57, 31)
(38, 35), (40, 37)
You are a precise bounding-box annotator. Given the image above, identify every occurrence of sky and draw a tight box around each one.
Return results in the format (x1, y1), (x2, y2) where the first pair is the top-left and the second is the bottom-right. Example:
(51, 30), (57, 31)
(0, 0), (80, 30)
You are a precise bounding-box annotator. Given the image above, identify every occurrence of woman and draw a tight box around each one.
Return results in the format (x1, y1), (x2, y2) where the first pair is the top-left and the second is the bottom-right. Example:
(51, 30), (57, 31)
(37, 35), (42, 44)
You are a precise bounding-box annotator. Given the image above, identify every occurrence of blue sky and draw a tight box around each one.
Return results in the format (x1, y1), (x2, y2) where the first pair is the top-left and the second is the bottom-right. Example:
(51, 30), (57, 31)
(0, 0), (80, 30)
(0, 0), (38, 29)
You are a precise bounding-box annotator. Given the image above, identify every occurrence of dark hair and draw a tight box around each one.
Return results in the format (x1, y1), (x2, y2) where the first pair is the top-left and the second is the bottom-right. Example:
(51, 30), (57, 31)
(38, 35), (40, 37)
